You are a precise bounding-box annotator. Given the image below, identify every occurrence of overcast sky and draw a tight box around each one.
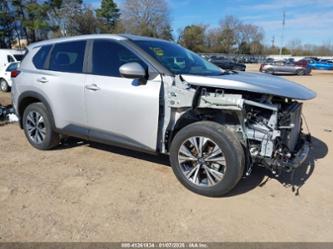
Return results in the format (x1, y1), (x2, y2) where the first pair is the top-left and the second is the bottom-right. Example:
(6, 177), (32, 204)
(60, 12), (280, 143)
(86, 0), (333, 46)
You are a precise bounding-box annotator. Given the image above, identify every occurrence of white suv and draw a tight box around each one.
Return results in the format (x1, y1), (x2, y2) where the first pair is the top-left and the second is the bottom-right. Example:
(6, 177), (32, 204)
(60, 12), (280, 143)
(12, 34), (315, 196)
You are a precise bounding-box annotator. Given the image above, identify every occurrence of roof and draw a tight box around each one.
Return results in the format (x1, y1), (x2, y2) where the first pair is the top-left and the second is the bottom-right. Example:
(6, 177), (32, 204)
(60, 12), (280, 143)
(120, 34), (171, 43)
(27, 34), (127, 49)
(27, 34), (173, 49)
(0, 49), (25, 54)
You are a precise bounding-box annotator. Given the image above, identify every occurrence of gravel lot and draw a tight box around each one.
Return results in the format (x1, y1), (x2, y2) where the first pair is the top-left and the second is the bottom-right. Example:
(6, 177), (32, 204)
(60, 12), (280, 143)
(0, 65), (332, 242)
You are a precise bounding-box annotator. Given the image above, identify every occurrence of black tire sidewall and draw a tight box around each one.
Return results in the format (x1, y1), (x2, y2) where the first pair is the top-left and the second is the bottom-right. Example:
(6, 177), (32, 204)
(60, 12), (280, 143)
(22, 103), (57, 150)
(170, 122), (245, 197)
(265, 68), (274, 74)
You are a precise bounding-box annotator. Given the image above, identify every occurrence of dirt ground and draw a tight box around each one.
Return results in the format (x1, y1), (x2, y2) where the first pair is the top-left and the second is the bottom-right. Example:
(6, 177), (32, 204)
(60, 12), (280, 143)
(0, 65), (332, 242)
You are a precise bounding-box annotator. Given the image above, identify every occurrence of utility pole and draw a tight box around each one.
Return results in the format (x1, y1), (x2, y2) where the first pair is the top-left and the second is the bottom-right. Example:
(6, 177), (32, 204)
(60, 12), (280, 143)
(279, 10), (286, 56)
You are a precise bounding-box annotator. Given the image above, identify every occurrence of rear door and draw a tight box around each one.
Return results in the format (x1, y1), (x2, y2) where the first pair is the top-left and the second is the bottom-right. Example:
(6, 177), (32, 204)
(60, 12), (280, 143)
(84, 39), (161, 151)
(38, 41), (88, 134)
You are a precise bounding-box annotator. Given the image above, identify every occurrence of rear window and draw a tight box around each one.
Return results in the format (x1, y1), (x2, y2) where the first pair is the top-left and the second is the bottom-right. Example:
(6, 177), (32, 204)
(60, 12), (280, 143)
(49, 41), (86, 73)
(33, 45), (52, 69)
(13, 54), (24, 61)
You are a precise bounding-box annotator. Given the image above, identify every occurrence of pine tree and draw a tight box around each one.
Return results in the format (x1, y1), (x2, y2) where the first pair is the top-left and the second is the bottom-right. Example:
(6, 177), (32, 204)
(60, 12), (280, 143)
(96, 0), (120, 32)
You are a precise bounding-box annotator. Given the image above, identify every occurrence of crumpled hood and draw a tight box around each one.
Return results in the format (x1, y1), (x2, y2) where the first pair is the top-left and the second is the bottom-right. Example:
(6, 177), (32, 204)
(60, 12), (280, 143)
(182, 71), (316, 100)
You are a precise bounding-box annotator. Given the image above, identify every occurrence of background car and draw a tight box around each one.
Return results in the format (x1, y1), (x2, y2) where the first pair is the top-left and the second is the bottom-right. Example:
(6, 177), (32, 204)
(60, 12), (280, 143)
(259, 60), (311, 75)
(0, 62), (20, 92)
(0, 49), (25, 69)
(208, 56), (246, 71)
(305, 59), (333, 70)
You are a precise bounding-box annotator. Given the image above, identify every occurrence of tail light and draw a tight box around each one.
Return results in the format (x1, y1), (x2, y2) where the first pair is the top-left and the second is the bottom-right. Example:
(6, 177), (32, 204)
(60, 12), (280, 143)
(11, 70), (20, 78)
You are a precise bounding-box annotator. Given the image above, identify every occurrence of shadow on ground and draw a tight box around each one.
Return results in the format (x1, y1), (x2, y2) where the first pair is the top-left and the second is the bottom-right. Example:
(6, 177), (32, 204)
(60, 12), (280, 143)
(227, 136), (328, 197)
(58, 136), (328, 197)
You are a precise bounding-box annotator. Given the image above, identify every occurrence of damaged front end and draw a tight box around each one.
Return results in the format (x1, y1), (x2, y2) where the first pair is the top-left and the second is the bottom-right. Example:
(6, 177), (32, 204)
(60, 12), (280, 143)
(162, 74), (313, 175)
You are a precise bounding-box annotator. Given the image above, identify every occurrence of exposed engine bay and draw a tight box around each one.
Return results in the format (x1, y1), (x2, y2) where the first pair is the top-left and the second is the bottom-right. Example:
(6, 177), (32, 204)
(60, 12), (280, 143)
(162, 75), (311, 175)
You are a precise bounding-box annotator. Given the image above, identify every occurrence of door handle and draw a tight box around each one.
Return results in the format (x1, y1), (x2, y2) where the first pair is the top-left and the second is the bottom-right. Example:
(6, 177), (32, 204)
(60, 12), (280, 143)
(85, 84), (101, 91)
(37, 77), (48, 83)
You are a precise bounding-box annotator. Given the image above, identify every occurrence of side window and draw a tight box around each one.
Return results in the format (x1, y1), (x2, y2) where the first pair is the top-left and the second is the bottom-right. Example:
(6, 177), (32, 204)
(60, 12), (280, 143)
(7, 55), (15, 63)
(92, 40), (146, 77)
(49, 41), (86, 73)
(33, 45), (52, 69)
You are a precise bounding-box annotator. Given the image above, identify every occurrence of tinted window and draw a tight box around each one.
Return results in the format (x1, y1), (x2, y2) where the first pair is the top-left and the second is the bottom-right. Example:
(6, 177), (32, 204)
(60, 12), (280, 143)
(49, 41), (86, 73)
(7, 55), (15, 63)
(92, 40), (145, 77)
(33, 45), (52, 69)
(6, 63), (18, 72)
(13, 54), (24, 61)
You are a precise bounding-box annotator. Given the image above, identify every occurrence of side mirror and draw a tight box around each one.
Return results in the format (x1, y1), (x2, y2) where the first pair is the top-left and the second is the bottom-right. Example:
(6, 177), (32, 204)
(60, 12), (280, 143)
(119, 62), (147, 79)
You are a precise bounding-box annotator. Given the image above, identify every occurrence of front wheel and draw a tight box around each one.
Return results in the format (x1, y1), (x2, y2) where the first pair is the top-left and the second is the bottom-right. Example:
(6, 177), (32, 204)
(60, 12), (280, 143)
(265, 68), (274, 74)
(296, 69), (305, 76)
(169, 121), (245, 197)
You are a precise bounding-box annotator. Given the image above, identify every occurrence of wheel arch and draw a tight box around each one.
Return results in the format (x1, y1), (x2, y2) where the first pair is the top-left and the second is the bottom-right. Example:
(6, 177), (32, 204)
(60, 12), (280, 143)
(166, 108), (243, 152)
(17, 91), (55, 129)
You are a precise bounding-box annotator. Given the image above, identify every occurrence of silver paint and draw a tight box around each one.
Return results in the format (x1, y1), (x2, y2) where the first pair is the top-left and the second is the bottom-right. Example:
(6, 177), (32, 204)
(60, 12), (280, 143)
(182, 72), (316, 100)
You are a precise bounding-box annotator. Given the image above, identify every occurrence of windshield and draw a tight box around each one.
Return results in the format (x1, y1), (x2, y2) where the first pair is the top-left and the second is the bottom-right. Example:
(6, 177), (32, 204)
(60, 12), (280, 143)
(133, 40), (224, 76)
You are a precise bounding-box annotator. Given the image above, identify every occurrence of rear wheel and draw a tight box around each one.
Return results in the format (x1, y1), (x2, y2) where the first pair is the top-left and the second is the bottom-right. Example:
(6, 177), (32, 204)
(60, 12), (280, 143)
(0, 79), (10, 92)
(169, 121), (245, 197)
(22, 103), (60, 150)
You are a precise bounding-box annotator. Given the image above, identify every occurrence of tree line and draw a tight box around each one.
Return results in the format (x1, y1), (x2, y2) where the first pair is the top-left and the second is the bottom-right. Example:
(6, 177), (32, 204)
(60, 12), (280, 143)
(0, 0), (172, 48)
(1, 0), (332, 56)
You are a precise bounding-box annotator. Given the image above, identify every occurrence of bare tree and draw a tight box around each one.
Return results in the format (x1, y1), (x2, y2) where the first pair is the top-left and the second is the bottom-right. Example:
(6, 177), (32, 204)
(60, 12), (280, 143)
(67, 7), (99, 35)
(121, 0), (172, 39)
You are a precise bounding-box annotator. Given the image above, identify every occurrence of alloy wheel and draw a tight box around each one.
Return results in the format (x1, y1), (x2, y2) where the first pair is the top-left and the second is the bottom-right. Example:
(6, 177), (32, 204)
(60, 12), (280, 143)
(25, 111), (47, 144)
(177, 136), (227, 187)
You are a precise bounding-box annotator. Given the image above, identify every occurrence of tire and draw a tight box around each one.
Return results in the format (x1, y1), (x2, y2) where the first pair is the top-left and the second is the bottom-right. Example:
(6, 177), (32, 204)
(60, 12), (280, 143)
(0, 79), (10, 92)
(169, 121), (245, 197)
(296, 69), (305, 76)
(22, 102), (60, 150)
(265, 68), (274, 74)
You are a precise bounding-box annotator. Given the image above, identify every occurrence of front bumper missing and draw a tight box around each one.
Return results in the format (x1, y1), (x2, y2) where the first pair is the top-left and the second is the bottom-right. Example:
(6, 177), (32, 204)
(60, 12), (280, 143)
(261, 135), (311, 173)
(288, 140), (310, 169)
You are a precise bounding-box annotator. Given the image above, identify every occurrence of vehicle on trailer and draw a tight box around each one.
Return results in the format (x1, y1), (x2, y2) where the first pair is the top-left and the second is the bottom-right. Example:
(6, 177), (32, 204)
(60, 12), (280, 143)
(209, 56), (246, 71)
(259, 60), (311, 75)
(0, 62), (20, 92)
(12, 35), (315, 197)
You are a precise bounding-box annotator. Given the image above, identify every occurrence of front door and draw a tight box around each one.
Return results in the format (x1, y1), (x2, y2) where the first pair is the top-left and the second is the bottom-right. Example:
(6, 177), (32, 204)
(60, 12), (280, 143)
(84, 39), (161, 152)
